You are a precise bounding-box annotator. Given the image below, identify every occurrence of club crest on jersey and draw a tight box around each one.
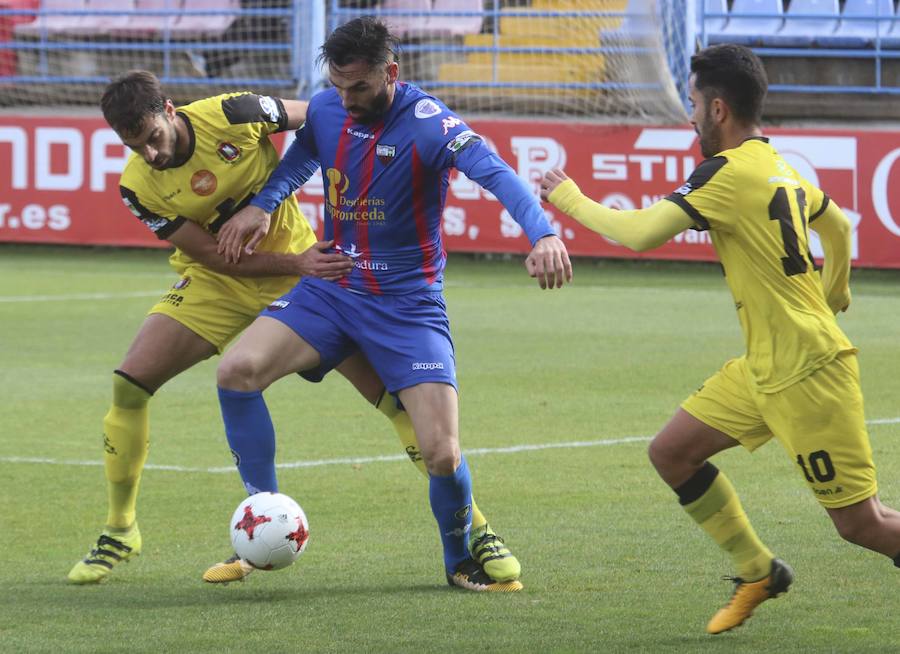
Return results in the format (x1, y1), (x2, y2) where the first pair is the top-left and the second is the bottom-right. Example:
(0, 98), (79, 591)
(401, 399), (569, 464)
(376, 143), (396, 165)
(190, 169), (217, 196)
(414, 98), (442, 119)
(172, 276), (191, 291)
(216, 141), (242, 163)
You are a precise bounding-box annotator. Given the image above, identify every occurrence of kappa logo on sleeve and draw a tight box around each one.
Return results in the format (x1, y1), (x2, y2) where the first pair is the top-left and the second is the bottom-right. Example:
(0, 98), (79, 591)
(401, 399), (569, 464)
(414, 98), (442, 119)
(441, 116), (462, 135)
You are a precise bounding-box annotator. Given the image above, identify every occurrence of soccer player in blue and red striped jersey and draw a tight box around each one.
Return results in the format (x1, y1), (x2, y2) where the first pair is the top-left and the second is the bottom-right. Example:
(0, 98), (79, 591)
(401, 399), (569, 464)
(214, 16), (572, 591)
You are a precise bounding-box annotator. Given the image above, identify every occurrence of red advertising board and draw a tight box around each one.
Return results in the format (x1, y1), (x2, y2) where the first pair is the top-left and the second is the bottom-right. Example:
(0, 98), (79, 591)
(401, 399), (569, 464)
(2, 116), (900, 268)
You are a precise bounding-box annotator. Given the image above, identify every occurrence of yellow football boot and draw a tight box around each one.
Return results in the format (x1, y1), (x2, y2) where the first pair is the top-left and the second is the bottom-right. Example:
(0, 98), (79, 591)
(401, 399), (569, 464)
(447, 558), (523, 592)
(469, 523), (522, 583)
(67, 524), (142, 584)
(202, 553), (255, 584)
(707, 558), (793, 634)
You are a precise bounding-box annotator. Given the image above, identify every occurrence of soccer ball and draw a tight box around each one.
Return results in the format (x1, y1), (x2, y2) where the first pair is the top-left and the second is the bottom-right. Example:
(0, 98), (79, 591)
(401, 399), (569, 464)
(230, 492), (310, 570)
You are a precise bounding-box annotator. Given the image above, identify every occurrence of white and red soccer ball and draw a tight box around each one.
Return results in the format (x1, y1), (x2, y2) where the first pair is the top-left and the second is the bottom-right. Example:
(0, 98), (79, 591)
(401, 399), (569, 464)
(230, 492), (309, 570)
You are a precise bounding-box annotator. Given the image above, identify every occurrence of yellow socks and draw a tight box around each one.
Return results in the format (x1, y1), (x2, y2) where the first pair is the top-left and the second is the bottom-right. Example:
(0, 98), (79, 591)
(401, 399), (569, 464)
(375, 391), (487, 532)
(103, 371), (152, 529)
(677, 462), (773, 582)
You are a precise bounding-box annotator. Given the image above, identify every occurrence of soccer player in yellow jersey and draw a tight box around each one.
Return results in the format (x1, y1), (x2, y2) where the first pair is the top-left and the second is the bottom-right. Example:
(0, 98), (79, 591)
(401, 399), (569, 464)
(542, 44), (900, 634)
(68, 71), (520, 586)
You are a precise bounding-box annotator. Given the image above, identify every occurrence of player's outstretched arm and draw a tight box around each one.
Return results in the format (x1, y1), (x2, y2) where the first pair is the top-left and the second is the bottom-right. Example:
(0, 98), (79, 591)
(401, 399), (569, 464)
(280, 99), (309, 130)
(172, 221), (352, 280)
(541, 169), (694, 252)
(452, 140), (571, 288)
(810, 201), (852, 314)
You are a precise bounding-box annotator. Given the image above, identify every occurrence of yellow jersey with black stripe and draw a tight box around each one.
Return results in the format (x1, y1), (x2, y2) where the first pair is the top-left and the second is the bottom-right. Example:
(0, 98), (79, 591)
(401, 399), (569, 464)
(666, 137), (854, 392)
(118, 92), (316, 275)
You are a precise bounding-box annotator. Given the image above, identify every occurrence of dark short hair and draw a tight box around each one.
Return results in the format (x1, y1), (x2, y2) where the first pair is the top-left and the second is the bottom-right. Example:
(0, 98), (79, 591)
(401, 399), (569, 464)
(318, 16), (400, 69)
(690, 44), (767, 126)
(100, 70), (167, 138)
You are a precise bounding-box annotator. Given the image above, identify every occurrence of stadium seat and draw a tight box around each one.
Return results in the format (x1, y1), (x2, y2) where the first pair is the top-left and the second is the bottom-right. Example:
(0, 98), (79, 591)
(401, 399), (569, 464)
(428, 0), (483, 37)
(0, 0), (38, 23)
(501, 0), (628, 38)
(600, 0), (657, 45)
(703, 0), (729, 37)
(112, 0), (182, 37)
(380, 0), (430, 39)
(0, 0), (37, 74)
(14, 0), (87, 36)
(706, 0), (784, 46)
(169, 0), (239, 38)
(817, 0), (894, 48)
(68, 0), (135, 34)
(761, 0), (839, 47)
(876, 15), (900, 48)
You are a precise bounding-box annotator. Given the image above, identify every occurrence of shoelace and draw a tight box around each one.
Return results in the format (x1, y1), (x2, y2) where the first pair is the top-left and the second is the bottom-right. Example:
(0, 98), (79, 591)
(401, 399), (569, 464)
(84, 534), (132, 567)
(473, 532), (506, 553)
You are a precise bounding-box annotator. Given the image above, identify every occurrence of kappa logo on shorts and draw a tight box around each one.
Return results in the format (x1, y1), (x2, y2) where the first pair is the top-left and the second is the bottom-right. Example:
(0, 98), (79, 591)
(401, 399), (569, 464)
(412, 362), (444, 371)
(172, 276), (191, 291)
(267, 300), (290, 311)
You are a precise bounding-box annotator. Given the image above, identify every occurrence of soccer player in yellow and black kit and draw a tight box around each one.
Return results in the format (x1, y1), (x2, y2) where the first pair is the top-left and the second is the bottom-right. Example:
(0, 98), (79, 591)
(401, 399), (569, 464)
(542, 44), (900, 634)
(67, 71), (520, 586)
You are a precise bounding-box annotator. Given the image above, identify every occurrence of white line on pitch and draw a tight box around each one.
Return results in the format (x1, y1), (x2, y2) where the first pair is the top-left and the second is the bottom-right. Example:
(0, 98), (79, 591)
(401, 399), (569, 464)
(1, 418), (898, 473)
(0, 290), (165, 303)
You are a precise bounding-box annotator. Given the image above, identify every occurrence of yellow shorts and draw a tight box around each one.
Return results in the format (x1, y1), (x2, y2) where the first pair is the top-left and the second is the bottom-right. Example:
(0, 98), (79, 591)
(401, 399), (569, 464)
(682, 353), (876, 509)
(148, 266), (297, 353)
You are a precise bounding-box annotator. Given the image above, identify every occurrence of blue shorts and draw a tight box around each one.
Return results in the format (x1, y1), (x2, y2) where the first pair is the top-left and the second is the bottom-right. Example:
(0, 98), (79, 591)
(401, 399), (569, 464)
(260, 277), (457, 393)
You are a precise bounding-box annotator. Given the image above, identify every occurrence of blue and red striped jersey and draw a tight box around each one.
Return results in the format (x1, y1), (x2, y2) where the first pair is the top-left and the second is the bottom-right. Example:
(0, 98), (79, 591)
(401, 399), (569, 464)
(253, 82), (555, 294)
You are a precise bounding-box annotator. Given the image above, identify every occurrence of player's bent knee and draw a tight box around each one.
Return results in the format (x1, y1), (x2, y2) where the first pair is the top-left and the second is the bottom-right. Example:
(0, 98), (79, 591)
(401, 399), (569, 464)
(422, 449), (459, 477)
(217, 350), (266, 391)
(648, 436), (680, 475)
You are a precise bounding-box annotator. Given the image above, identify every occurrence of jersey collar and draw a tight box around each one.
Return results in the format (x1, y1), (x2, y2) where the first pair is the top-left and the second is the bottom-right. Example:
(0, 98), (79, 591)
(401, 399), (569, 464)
(173, 111), (197, 167)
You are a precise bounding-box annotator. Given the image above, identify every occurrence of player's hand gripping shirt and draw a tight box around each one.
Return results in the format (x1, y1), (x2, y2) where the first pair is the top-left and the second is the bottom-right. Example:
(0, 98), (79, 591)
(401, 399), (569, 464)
(118, 93), (315, 275)
(253, 82), (554, 294)
(665, 137), (854, 392)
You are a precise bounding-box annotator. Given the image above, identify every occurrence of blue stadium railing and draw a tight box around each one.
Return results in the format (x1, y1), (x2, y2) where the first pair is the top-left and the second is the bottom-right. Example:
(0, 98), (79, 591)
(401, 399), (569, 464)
(2, 2), (895, 100)
(699, 9), (900, 94)
(0, 1), (323, 95)
(328, 0), (694, 111)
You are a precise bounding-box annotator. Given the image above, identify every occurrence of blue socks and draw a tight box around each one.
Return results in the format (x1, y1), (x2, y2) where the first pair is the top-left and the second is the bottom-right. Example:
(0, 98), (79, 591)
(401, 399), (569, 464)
(429, 455), (473, 573)
(217, 387), (278, 495)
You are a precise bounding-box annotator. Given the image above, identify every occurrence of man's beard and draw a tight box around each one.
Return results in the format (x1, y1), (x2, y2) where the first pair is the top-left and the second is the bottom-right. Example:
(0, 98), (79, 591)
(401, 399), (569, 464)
(699, 119), (722, 159)
(351, 87), (391, 124)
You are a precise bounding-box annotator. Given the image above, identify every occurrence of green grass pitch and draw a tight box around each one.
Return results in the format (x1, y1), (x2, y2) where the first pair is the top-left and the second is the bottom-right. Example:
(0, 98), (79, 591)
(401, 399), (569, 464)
(1, 245), (898, 653)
